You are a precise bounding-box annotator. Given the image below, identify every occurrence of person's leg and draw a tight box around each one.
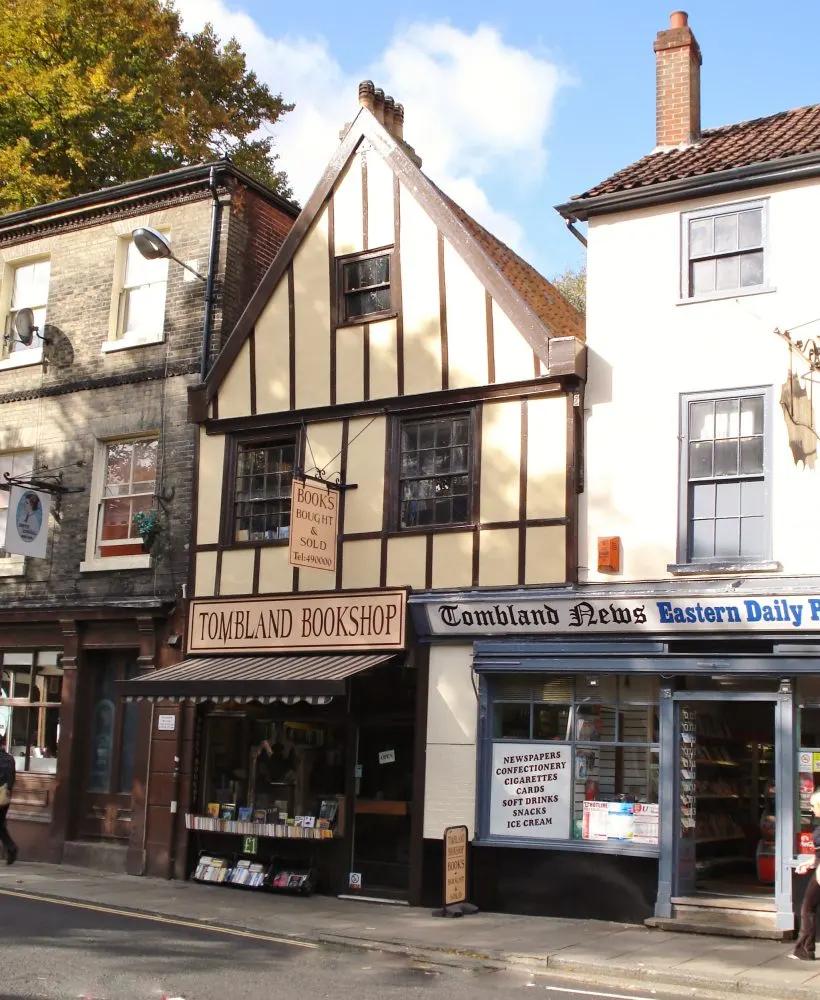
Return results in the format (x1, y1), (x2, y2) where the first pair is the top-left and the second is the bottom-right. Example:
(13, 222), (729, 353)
(0, 805), (17, 862)
(794, 877), (820, 959)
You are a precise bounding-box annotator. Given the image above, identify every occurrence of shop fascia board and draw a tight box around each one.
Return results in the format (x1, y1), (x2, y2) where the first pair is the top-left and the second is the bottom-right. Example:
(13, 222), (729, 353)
(472, 649), (820, 675)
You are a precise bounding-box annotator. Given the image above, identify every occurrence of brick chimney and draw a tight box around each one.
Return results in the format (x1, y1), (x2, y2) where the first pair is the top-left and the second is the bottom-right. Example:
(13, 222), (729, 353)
(356, 80), (421, 166)
(654, 11), (702, 147)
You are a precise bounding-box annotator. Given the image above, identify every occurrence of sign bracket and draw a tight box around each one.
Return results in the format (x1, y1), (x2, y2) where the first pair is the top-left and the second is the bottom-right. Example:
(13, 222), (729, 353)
(295, 470), (358, 492)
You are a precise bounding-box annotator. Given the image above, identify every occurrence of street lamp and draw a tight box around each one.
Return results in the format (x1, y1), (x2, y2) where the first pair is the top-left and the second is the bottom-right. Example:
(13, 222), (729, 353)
(132, 227), (207, 282)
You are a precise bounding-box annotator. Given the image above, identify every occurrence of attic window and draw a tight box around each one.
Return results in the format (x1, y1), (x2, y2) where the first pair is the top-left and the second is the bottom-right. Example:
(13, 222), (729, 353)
(338, 248), (394, 323)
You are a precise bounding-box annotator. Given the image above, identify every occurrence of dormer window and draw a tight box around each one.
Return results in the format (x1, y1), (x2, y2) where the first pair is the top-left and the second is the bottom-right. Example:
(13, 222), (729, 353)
(337, 248), (394, 323)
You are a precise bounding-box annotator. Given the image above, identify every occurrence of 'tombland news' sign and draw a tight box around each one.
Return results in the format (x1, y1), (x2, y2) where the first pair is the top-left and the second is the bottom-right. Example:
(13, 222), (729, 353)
(187, 590), (406, 655)
(288, 479), (339, 573)
(425, 595), (820, 636)
(489, 742), (571, 839)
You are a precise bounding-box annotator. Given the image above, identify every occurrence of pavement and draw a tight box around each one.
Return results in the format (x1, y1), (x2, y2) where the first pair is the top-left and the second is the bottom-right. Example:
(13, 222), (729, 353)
(2, 862), (820, 1000)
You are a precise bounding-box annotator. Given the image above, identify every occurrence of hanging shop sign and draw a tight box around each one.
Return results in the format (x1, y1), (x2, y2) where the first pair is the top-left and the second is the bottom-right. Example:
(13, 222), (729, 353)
(3, 485), (49, 559)
(489, 742), (572, 840)
(187, 590), (407, 655)
(421, 594), (820, 636)
(289, 479), (339, 573)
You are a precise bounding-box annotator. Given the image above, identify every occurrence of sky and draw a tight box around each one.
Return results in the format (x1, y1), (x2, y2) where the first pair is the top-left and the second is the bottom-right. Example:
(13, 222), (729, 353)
(175, 1), (820, 281)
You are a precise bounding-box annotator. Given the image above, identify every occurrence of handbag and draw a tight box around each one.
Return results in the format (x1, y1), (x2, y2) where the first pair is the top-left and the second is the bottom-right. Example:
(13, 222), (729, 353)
(0, 784), (9, 808)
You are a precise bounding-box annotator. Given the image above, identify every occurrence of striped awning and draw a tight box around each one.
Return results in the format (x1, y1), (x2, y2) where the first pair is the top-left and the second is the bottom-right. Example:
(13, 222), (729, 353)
(118, 652), (396, 703)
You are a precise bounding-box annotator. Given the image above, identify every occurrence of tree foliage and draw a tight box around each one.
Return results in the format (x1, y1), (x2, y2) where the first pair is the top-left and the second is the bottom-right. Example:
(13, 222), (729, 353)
(552, 262), (586, 315)
(0, 0), (294, 212)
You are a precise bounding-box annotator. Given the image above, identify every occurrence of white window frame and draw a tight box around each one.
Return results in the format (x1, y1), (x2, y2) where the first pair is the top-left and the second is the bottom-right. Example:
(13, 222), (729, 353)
(0, 258), (50, 370)
(679, 198), (772, 303)
(670, 386), (779, 575)
(80, 436), (158, 573)
(0, 450), (35, 577)
(105, 233), (169, 350)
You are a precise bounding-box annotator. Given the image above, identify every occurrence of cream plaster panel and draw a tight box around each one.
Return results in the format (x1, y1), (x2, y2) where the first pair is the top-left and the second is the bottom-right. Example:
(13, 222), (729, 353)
(341, 539), (381, 590)
(423, 743), (476, 839)
(386, 534), (426, 589)
(255, 279), (291, 413)
(196, 431), (225, 545)
(217, 340), (252, 420)
(431, 531), (473, 589)
(525, 525), (566, 585)
(332, 155), (364, 255)
(582, 180), (820, 581)
(369, 318), (398, 399)
(302, 421), (343, 480)
(336, 324), (364, 405)
(343, 416), (386, 534)
(258, 546), (293, 594)
(443, 240), (488, 389)
(480, 401), (521, 523)
(526, 395), (567, 519)
(492, 300), (537, 384)
(298, 565), (338, 593)
(219, 548), (254, 596)
(427, 644), (476, 744)
(194, 551), (218, 597)
(399, 183), (442, 395)
(478, 528), (518, 587)
(293, 208), (331, 410)
(365, 151), (395, 250)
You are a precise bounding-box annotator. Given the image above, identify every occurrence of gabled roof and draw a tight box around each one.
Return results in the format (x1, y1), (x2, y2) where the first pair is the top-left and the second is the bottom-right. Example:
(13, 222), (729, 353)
(202, 107), (584, 405)
(558, 102), (820, 221)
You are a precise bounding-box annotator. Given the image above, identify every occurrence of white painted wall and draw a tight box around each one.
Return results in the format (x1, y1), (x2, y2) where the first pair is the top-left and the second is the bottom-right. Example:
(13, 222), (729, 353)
(582, 178), (820, 582)
(424, 644), (478, 839)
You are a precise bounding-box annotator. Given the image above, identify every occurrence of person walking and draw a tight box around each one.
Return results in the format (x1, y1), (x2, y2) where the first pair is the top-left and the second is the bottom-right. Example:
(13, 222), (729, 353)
(792, 789), (820, 961)
(0, 733), (17, 865)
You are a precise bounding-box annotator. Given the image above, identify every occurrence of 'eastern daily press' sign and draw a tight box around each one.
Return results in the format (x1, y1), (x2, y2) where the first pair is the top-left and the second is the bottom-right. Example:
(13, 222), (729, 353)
(424, 595), (820, 636)
(188, 591), (406, 654)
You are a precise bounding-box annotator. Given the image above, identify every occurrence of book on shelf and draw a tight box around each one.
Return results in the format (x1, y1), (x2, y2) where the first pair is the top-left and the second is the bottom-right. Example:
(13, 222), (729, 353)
(238, 806), (252, 822)
(220, 803), (237, 821)
(206, 802), (220, 818)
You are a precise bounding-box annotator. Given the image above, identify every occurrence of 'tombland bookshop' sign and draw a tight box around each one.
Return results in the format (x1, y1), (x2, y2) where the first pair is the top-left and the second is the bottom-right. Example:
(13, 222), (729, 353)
(188, 590), (406, 655)
(425, 594), (820, 636)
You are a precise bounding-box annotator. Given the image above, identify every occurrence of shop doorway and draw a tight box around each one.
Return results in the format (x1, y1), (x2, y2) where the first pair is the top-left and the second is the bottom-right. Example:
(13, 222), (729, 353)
(77, 651), (140, 840)
(351, 721), (414, 899)
(678, 698), (775, 898)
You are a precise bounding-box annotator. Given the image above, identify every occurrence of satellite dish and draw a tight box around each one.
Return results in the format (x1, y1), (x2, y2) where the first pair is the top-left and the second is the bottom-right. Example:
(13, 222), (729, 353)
(13, 308), (36, 346)
(132, 227), (172, 261)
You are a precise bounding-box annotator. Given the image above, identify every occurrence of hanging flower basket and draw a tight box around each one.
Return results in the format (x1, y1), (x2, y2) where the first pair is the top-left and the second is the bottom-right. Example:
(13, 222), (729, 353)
(132, 509), (161, 551)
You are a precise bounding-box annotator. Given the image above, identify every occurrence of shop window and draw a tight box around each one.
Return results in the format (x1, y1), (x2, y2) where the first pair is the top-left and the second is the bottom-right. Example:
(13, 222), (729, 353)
(485, 674), (660, 847)
(677, 388), (771, 567)
(199, 710), (346, 827)
(0, 651), (63, 773)
(337, 249), (394, 324)
(232, 440), (296, 543)
(397, 412), (473, 529)
(1, 258), (50, 365)
(113, 234), (169, 344)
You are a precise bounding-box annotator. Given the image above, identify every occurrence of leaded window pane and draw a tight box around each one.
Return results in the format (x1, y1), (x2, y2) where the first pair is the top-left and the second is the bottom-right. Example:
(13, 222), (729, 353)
(341, 253), (392, 321)
(399, 415), (472, 529)
(233, 441), (295, 542)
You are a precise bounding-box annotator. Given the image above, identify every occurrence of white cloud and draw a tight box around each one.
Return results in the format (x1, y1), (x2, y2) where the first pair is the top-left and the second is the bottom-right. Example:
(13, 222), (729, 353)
(175, 2), (569, 256)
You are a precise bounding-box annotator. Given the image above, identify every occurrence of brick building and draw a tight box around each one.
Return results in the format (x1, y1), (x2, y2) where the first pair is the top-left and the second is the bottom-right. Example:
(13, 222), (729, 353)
(0, 162), (297, 872)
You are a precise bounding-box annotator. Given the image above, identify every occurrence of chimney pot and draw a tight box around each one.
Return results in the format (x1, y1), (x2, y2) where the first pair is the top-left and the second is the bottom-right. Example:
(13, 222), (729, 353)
(384, 95), (396, 136)
(358, 80), (375, 112)
(373, 87), (385, 124)
(393, 103), (405, 142)
(653, 12), (701, 146)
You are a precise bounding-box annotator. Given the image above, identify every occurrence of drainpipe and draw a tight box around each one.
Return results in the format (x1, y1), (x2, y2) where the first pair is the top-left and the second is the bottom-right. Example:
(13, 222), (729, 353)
(200, 165), (223, 380)
(566, 219), (587, 248)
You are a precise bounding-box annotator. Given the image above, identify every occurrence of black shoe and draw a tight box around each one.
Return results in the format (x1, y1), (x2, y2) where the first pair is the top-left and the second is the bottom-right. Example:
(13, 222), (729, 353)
(790, 948), (815, 961)
(6, 846), (17, 866)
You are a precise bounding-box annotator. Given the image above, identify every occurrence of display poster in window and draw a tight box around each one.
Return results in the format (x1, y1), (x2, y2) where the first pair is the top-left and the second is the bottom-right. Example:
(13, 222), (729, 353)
(288, 478), (339, 573)
(489, 742), (571, 839)
(582, 800), (608, 841)
(3, 485), (49, 558)
(632, 803), (659, 845)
